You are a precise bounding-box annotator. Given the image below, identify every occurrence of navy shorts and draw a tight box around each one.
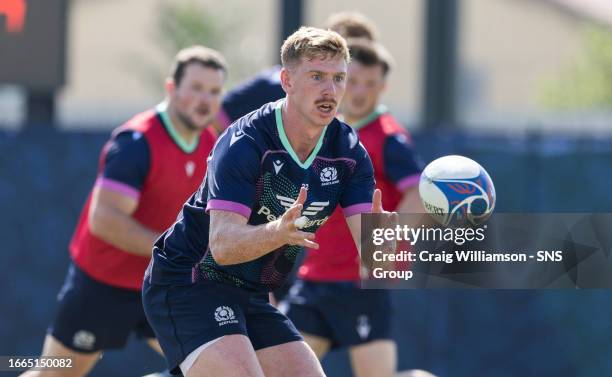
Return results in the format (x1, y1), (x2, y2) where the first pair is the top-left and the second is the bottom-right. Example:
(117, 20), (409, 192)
(282, 280), (392, 349)
(49, 263), (155, 352)
(142, 278), (303, 374)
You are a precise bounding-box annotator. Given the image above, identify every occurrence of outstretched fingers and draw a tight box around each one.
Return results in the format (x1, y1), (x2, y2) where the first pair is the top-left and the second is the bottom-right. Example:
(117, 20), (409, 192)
(280, 187), (318, 248)
(294, 186), (307, 206)
(285, 187), (308, 225)
(371, 188), (383, 213)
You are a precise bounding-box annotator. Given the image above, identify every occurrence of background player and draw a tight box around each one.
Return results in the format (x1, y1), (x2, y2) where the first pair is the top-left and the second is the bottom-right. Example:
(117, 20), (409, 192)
(211, 65), (284, 134)
(282, 39), (427, 377)
(143, 27), (395, 377)
(20, 46), (227, 377)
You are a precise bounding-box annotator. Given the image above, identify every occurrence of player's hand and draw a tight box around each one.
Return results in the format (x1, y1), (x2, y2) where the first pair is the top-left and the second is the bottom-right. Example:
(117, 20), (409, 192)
(372, 189), (398, 252)
(277, 187), (319, 249)
(371, 189), (386, 213)
(372, 188), (398, 219)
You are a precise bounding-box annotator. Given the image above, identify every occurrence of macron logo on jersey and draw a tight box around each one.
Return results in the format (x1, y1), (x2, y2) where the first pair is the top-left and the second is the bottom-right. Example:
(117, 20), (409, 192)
(273, 160), (284, 174)
(185, 161), (195, 177)
(230, 130), (245, 146)
(276, 195), (329, 216)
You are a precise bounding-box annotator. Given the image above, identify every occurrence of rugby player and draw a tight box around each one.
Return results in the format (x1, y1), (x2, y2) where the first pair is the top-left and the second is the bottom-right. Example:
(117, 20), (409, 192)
(211, 14), (434, 376)
(20, 46), (226, 377)
(142, 27), (394, 377)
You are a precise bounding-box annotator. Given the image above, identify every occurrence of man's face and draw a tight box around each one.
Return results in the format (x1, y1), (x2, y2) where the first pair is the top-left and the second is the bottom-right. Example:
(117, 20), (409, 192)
(283, 55), (347, 128)
(342, 61), (386, 121)
(169, 63), (225, 131)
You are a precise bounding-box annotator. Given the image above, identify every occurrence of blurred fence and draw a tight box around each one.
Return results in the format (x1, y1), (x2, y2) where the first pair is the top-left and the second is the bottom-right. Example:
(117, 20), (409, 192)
(1, 127), (612, 376)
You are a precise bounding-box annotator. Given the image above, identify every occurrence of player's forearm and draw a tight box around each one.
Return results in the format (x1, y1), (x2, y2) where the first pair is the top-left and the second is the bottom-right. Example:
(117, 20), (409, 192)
(209, 220), (286, 265)
(89, 206), (160, 256)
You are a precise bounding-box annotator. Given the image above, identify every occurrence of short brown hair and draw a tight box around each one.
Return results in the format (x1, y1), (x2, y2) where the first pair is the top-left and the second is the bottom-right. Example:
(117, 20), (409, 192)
(347, 38), (394, 76)
(280, 27), (350, 68)
(325, 11), (378, 41)
(170, 45), (227, 86)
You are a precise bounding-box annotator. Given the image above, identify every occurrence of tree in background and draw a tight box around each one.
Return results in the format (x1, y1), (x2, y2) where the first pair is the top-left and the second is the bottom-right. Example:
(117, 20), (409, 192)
(539, 24), (612, 110)
(130, 0), (250, 94)
(155, 0), (227, 58)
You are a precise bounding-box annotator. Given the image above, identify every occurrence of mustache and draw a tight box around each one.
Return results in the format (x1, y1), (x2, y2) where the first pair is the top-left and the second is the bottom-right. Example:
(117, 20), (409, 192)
(315, 98), (337, 106)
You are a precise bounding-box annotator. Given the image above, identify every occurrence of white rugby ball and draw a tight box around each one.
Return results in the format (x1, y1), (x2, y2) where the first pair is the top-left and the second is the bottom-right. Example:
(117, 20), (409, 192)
(419, 155), (495, 226)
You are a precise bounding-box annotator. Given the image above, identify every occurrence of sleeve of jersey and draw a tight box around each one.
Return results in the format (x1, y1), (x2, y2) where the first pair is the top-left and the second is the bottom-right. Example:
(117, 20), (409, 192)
(205, 134), (260, 219)
(383, 133), (424, 192)
(340, 142), (375, 217)
(96, 131), (150, 200)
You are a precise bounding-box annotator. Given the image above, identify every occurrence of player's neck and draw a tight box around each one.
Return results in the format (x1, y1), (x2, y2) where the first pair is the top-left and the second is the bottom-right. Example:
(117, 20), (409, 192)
(281, 101), (324, 162)
(343, 106), (378, 127)
(343, 114), (359, 126)
(166, 107), (200, 146)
